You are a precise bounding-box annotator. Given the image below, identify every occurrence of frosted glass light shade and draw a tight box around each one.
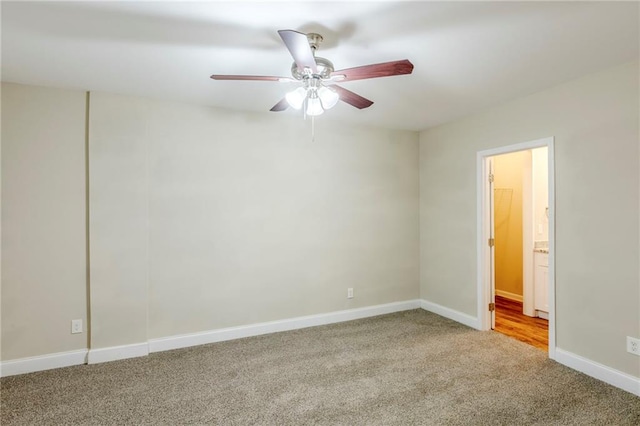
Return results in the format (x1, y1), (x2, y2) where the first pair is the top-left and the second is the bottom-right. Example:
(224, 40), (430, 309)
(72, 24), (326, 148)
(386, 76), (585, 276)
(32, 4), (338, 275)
(306, 96), (324, 116)
(318, 86), (339, 109)
(285, 87), (307, 110)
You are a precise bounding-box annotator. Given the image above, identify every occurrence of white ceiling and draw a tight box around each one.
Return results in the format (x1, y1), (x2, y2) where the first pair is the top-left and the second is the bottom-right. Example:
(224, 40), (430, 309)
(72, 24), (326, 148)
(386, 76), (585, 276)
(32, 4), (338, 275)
(2, 1), (638, 131)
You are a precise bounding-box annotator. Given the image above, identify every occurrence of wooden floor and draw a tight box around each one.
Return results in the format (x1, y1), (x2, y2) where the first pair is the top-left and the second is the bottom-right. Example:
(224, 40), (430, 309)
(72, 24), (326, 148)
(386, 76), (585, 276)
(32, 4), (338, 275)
(494, 296), (548, 350)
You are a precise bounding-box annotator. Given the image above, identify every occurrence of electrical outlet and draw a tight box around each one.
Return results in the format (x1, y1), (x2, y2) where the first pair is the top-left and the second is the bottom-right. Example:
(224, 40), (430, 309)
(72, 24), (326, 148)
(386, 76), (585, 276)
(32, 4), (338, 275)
(71, 319), (83, 334)
(627, 336), (640, 356)
(347, 288), (354, 299)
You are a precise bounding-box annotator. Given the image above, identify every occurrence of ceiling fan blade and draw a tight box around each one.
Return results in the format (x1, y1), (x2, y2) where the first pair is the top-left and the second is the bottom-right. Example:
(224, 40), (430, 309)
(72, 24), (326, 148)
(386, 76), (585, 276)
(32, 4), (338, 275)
(332, 59), (414, 82)
(278, 30), (317, 73)
(210, 74), (288, 82)
(270, 98), (289, 112)
(332, 85), (374, 109)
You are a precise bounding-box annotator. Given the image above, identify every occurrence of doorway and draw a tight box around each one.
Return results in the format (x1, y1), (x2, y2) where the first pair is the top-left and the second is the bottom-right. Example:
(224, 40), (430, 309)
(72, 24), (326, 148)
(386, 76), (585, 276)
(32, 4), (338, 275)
(492, 148), (548, 350)
(477, 137), (556, 359)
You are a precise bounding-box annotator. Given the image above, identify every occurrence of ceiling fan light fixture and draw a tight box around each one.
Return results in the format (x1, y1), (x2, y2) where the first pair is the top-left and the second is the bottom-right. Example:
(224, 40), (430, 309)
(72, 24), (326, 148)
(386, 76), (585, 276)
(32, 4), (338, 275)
(306, 95), (324, 116)
(285, 87), (307, 109)
(318, 86), (339, 110)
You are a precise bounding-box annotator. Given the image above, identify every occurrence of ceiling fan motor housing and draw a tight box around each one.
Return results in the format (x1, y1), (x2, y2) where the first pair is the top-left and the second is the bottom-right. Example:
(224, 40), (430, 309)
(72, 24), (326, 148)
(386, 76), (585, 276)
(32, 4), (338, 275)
(291, 56), (334, 80)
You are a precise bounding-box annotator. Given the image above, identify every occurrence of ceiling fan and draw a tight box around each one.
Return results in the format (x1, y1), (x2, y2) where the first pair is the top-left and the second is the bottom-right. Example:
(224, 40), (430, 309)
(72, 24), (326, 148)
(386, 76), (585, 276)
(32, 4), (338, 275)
(210, 30), (414, 117)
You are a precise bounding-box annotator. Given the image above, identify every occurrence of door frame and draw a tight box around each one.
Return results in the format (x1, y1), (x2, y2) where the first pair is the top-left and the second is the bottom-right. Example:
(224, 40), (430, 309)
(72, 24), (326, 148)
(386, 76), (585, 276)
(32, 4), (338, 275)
(476, 137), (556, 359)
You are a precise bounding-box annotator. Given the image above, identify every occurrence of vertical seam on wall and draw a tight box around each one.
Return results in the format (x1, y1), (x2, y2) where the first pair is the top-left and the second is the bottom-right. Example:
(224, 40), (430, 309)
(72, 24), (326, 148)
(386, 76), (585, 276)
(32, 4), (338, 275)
(85, 91), (92, 353)
(145, 106), (150, 345)
(418, 137), (423, 300)
(0, 83), (3, 363)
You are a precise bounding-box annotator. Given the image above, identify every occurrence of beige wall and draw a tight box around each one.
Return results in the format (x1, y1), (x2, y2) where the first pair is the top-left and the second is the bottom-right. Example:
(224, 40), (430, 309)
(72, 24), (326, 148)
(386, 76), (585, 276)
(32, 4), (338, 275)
(493, 151), (528, 297)
(1, 85), (419, 359)
(89, 93), (420, 346)
(1, 83), (87, 360)
(88, 93), (150, 349)
(419, 61), (640, 377)
(2, 62), (637, 385)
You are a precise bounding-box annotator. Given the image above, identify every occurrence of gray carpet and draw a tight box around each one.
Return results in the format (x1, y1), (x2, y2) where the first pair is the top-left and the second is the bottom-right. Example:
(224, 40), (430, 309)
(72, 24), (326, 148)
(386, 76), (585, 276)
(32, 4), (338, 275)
(2, 310), (639, 425)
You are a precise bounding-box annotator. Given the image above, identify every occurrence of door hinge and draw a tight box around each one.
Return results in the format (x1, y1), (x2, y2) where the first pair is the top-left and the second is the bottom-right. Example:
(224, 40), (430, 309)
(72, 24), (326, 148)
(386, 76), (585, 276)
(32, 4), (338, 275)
(488, 173), (494, 183)
(488, 238), (495, 247)
(489, 302), (495, 312)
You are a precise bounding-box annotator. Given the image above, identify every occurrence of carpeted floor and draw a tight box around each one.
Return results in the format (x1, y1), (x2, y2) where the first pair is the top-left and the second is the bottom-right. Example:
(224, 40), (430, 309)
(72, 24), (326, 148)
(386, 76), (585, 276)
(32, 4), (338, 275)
(2, 309), (639, 425)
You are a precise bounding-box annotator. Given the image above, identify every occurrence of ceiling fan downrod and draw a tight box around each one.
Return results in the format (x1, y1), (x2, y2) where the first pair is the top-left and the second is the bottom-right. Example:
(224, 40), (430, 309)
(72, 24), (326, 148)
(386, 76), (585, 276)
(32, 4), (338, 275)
(306, 33), (323, 53)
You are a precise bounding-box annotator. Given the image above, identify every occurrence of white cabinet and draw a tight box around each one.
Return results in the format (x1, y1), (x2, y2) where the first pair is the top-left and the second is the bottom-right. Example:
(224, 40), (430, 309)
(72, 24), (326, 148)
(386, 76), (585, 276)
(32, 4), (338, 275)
(534, 252), (549, 313)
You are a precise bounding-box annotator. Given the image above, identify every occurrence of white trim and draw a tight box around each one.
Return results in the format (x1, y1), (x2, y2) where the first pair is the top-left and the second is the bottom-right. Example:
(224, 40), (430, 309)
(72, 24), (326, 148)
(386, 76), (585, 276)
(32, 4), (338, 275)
(522, 151), (534, 316)
(477, 138), (553, 157)
(495, 290), (523, 302)
(0, 349), (88, 377)
(87, 342), (149, 364)
(1, 301), (422, 373)
(555, 348), (640, 397)
(420, 299), (481, 330)
(149, 300), (422, 353)
(547, 142), (556, 359)
(4, 308), (637, 398)
(476, 151), (488, 332)
(536, 310), (549, 320)
(477, 137), (556, 360)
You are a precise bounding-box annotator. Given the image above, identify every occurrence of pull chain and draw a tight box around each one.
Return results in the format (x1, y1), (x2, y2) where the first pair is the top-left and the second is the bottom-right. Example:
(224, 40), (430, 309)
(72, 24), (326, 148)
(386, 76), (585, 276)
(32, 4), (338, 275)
(302, 96), (315, 142)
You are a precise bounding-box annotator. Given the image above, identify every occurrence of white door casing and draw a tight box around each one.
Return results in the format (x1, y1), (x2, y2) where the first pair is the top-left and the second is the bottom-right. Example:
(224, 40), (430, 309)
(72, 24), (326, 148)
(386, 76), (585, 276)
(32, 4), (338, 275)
(488, 158), (496, 329)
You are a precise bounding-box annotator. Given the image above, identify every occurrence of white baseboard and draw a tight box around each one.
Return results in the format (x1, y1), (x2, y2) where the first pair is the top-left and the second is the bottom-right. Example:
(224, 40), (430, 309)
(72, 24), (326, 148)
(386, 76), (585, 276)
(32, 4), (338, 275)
(87, 342), (149, 364)
(149, 299), (422, 353)
(3, 305), (638, 398)
(536, 310), (549, 320)
(0, 349), (88, 378)
(555, 348), (640, 396)
(420, 299), (481, 330)
(1, 301), (421, 374)
(495, 290), (523, 302)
